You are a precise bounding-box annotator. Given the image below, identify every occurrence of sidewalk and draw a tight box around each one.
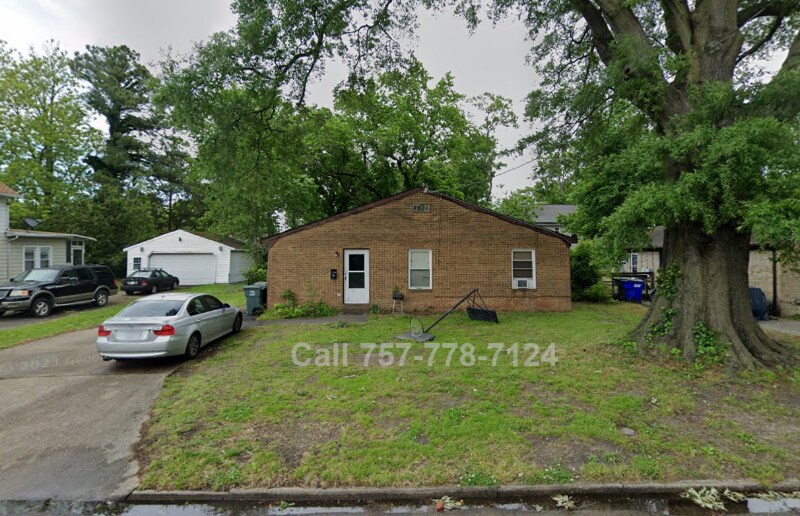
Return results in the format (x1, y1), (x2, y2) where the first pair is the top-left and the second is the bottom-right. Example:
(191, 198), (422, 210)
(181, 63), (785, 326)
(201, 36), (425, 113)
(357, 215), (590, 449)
(243, 312), (369, 328)
(759, 318), (800, 337)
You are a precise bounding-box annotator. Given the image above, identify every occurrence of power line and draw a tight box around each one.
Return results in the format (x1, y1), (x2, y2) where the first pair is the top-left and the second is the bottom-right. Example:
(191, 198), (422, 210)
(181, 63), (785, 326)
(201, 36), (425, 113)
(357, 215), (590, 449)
(495, 158), (536, 178)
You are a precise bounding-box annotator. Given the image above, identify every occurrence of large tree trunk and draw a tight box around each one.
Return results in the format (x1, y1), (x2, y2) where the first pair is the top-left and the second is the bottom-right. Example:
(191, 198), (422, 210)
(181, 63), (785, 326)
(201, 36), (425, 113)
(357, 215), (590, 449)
(631, 222), (797, 369)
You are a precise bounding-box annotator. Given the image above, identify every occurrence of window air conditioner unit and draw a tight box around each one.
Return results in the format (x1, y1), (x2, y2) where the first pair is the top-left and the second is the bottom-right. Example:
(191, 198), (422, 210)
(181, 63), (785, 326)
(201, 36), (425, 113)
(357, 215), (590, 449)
(515, 279), (531, 289)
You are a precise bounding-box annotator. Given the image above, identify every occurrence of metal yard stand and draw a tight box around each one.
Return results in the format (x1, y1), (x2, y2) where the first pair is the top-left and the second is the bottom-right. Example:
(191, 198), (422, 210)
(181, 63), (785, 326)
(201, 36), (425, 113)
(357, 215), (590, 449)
(396, 288), (498, 342)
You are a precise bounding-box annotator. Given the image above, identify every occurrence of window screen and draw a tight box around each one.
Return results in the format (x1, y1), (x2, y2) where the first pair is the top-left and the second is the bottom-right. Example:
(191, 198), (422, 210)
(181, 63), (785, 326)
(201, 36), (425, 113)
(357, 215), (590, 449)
(409, 250), (432, 289)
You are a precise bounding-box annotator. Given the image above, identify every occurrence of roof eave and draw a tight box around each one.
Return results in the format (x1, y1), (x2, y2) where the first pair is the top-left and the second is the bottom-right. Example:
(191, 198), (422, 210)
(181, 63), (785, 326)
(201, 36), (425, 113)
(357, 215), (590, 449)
(6, 231), (96, 241)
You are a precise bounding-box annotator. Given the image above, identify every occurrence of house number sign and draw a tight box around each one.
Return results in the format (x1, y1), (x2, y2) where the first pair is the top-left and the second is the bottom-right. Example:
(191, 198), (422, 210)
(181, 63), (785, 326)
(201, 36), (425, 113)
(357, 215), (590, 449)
(411, 203), (430, 213)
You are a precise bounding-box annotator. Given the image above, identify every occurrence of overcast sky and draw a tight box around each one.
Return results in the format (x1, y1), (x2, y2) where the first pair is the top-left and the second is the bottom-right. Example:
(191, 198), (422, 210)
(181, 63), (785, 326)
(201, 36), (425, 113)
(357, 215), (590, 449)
(0, 0), (541, 196)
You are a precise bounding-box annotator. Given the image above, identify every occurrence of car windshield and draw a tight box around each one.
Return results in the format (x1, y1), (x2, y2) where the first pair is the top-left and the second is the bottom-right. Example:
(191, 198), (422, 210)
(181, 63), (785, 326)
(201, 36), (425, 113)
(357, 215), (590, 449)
(12, 269), (60, 282)
(116, 300), (185, 318)
(129, 271), (152, 278)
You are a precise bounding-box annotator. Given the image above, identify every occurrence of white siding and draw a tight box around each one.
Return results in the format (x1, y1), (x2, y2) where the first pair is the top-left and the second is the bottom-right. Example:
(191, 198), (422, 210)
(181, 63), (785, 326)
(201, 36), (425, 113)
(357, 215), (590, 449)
(0, 198), (9, 282)
(229, 251), (254, 283)
(125, 229), (244, 285)
(8, 238), (69, 279)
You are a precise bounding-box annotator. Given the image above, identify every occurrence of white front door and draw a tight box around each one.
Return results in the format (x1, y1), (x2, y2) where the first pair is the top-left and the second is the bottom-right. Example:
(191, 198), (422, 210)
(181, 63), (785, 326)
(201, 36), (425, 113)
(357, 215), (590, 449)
(344, 250), (369, 304)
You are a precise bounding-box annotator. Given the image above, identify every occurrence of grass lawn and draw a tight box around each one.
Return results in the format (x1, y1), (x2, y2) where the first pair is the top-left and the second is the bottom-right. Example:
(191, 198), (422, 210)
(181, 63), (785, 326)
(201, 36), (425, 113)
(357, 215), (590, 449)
(0, 284), (246, 351)
(137, 302), (800, 491)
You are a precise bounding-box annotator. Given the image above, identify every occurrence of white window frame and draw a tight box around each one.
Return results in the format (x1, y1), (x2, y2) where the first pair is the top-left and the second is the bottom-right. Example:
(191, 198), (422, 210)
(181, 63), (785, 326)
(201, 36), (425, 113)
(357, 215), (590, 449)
(71, 240), (85, 265)
(408, 249), (432, 290)
(133, 257), (142, 271)
(630, 253), (639, 272)
(512, 249), (536, 289)
(23, 246), (53, 270)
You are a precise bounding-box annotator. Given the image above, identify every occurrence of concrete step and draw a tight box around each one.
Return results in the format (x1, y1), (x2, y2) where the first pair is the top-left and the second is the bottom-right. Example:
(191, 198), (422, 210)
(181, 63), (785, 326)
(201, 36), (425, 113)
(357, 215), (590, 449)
(342, 304), (370, 315)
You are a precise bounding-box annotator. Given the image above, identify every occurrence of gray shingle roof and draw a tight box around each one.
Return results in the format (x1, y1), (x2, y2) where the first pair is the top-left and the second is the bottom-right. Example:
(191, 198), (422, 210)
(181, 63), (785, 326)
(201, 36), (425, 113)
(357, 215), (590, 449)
(533, 205), (577, 224)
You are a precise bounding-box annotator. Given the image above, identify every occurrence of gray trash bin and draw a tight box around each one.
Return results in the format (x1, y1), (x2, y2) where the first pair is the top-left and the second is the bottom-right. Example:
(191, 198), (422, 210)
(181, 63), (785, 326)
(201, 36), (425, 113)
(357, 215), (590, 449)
(243, 282), (267, 315)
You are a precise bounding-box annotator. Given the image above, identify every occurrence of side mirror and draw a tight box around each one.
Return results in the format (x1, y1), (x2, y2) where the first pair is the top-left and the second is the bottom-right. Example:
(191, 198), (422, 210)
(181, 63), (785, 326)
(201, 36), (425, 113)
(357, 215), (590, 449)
(223, 303), (231, 309)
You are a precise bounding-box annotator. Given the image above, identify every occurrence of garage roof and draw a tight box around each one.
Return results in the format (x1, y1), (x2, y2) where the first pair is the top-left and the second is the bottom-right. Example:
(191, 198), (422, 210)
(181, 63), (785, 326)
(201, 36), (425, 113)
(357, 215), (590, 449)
(124, 229), (247, 252)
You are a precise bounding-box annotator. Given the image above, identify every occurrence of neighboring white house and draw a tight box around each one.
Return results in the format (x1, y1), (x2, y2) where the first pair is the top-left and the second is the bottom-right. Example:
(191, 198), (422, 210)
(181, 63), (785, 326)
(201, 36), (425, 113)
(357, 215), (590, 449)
(124, 229), (254, 285)
(1, 181), (95, 283)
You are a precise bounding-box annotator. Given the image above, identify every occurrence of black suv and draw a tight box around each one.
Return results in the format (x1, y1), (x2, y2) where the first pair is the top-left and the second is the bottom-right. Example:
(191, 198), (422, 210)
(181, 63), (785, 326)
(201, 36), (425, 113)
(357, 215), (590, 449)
(0, 265), (119, 318)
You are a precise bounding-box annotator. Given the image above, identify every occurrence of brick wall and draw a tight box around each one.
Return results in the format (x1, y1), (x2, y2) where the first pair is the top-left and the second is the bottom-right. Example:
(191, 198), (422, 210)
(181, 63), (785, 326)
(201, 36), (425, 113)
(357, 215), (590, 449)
(749, 250), (800, 317)
(267, 192), (572, 312)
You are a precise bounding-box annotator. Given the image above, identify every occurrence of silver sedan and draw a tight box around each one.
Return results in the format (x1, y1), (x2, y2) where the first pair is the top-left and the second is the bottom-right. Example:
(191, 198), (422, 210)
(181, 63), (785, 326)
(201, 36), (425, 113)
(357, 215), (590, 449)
(96, 293), (243, 360)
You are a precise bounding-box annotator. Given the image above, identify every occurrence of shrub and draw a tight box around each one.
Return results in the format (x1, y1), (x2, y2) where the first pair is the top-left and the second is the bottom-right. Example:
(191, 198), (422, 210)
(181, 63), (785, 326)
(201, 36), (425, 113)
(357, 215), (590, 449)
(275, 300), (338, 319)
(281, 289), (297, 307)
(243, 262), (267, 284)
(274, 287), (337, 319)
(571, 242), (601, 295)
(578, 281), (612, 302)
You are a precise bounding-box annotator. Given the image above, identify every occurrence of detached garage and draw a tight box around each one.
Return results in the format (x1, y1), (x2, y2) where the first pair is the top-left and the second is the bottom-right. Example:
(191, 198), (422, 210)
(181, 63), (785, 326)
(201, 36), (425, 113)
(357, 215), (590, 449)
(124, 229), (254, 285)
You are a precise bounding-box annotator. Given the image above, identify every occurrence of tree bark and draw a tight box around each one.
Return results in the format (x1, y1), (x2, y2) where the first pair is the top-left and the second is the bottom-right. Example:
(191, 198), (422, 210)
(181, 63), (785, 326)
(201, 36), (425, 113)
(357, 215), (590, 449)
(630, 222), (798, 369)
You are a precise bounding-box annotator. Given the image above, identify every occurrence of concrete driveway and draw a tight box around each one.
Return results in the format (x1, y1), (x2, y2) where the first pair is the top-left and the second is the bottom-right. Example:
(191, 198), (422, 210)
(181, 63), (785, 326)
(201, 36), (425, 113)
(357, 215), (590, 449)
(0, 292), (128, 330)
(0, 329), (183, 500)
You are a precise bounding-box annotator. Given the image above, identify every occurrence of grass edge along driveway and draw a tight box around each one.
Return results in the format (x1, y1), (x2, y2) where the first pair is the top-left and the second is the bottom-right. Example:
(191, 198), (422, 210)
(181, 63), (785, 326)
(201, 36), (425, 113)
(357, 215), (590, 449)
(0, 284), (246, 351)
(137, 302), (800, 491)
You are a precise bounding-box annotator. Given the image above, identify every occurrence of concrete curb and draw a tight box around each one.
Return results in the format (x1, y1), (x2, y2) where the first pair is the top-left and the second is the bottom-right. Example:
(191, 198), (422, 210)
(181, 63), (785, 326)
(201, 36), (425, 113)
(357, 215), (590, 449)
(127, 479), (800, 504)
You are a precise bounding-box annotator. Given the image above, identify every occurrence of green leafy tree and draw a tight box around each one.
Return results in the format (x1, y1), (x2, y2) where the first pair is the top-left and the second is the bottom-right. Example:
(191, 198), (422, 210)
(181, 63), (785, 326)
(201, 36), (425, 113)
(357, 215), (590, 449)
(160, 28), (512, 239)
(506, 0), (800, 368)
(71, 45), (162, 271)
(0, 41), (100, 228)
(202, 0), (800, 369)
(302, 57), (511, 213)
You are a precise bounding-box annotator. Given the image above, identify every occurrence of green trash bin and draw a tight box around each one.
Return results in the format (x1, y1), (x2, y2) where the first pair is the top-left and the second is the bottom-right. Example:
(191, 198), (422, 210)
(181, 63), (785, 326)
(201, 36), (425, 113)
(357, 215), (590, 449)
(243, 282), (267, 315)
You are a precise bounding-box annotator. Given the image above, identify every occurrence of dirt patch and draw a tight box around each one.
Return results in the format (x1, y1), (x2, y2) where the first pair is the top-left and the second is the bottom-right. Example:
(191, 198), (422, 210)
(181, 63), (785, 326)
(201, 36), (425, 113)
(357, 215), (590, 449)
(255, 420), (342, 468)
(524, 436), (624, 471)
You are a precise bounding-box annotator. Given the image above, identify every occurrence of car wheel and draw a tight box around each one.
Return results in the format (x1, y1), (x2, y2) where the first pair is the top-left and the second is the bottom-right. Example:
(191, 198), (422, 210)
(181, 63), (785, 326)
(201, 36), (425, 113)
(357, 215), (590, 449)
(232, 313), (243, 334)
(94, 290), (109, 307)
(29, 298), (52, 318)
(150, 285), (158, 295)
(184, 333), (201, 359)
(125, 291), (133, 296)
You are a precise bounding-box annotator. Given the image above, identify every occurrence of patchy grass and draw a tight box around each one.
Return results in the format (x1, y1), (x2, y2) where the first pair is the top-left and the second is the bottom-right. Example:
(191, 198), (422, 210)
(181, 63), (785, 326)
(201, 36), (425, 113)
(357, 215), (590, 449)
(137, 303), (800, 491)
(0, 284), (245, 351)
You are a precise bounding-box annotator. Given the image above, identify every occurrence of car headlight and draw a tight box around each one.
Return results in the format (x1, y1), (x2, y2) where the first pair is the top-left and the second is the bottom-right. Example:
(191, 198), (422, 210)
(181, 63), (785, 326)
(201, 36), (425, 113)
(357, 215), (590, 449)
(10, 289), (30, 297)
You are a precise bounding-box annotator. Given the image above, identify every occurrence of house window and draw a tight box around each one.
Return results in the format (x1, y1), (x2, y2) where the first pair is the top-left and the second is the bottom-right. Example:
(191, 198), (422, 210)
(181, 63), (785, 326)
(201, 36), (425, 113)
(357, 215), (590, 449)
(408, 249), (432, 289)
(630, 253), (639, 273)
(23, 246), (52, 271)
(512, 249), (536, 289)
(133, 257), (142, 271)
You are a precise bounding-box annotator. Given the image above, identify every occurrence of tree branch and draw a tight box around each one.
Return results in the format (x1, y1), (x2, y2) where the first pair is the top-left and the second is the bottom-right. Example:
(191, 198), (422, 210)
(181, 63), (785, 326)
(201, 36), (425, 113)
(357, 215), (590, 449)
(569, 0), (615, 65)
(737, 0), (800, 27)
(660, 0), (692, 54)
(780, 27), (800, 70)
(595, 0), (655, 57)
(737, 16), (784, 63)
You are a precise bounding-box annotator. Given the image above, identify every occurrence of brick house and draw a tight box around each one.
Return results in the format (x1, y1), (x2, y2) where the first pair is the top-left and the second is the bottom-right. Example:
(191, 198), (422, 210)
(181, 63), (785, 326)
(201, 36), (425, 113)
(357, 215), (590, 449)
(262, 189), (574, 312)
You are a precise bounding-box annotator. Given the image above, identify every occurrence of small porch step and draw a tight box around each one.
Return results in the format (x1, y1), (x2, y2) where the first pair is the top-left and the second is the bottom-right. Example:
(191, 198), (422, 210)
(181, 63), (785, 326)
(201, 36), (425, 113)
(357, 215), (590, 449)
(342, 304), (370, 315)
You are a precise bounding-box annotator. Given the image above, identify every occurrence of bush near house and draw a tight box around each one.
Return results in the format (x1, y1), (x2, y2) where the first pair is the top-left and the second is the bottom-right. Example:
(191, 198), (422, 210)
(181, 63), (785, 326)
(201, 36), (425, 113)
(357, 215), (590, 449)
(571, 242), (611, 302)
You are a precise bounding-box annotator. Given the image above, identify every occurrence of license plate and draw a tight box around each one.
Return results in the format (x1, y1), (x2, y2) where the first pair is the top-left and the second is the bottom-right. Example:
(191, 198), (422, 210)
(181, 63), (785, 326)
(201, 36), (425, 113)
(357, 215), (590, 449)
(126, 281), (137, 285)
(116, 330), (148, 341)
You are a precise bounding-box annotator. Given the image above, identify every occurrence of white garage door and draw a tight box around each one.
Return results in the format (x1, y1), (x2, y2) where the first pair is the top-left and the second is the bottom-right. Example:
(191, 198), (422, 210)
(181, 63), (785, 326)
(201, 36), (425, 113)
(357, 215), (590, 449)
(149, 254), (216, 285)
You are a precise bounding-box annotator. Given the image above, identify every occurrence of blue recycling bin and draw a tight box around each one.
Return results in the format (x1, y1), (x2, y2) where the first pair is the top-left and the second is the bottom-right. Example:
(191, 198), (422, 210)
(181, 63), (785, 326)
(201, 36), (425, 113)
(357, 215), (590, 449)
(620, 279), (644, 303)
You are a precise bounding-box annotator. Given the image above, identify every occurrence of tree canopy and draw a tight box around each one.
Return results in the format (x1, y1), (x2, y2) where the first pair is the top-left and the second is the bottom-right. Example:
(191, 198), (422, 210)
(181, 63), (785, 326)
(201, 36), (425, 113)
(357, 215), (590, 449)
(178, 0), (800, 368)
